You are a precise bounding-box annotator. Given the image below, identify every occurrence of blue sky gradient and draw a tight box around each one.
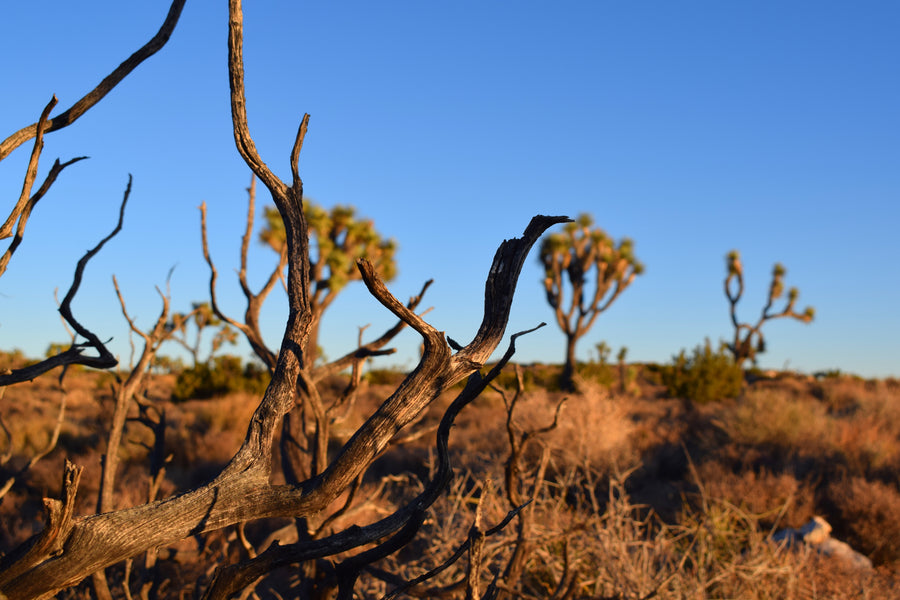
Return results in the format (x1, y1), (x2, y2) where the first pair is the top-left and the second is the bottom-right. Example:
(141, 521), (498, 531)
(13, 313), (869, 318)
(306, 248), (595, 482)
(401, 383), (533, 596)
(1, 2), (898, 377)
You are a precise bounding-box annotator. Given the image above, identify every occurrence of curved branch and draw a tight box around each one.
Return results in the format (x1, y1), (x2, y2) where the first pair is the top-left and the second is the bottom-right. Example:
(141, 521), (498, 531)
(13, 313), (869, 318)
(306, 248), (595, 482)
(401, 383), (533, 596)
(455, 215), (570, 372)
(313, 278), (434, 381)
(1, 96), (57, 240)
(0, 217), (560, 599)
(227, 0), (287, 198)
(0, 0), (186, 162)
(0, 155), (88, 277)
(199, 196), (280, 369)
(202, 322), (544, 600)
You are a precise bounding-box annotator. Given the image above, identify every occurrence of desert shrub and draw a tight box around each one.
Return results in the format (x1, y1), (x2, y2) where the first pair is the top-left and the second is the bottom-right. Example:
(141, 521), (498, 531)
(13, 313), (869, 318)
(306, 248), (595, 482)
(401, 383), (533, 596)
(724, 388), (832, 455)
(639, 361), (667, 386)
(803, 377), (900, 474)
(662, 339), (744, 405)
(826, 477), (900, 565)
(577, 360), (616, 388)
(548, 382), (638, 473)
(152, 354), (186, 375)
(814, 368), (845, 379)
(528, 363), (565, 391)
(833, 416), (900, 475)
(812, 376), (864, 417)
(694, 461), (816, 529)
(172, 355), (269, 401)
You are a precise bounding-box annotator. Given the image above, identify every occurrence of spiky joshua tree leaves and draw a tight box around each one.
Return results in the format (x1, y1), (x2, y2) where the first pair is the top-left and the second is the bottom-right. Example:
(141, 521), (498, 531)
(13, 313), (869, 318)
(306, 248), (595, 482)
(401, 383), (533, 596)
(539, 213), (643, 390)
(724, 249), (815, 366)
(261, 202), (397, 364)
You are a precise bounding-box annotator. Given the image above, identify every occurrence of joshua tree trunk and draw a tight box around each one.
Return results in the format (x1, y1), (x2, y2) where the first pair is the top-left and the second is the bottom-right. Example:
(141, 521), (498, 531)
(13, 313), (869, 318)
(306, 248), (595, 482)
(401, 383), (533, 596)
(539, 214), (643, 393)
(561, 333), (578, 391)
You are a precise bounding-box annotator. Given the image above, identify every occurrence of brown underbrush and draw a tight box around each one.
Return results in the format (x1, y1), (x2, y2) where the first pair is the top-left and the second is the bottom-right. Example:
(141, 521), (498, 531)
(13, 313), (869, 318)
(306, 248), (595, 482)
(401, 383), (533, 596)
(1, 364), (899, 598)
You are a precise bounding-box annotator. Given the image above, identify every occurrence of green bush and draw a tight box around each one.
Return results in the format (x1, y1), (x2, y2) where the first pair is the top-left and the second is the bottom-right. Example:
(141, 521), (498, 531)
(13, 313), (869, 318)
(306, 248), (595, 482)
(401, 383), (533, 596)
(662, 340), (743, 405)
(577, 361), (616, 387)
(173, 355), (270, 401)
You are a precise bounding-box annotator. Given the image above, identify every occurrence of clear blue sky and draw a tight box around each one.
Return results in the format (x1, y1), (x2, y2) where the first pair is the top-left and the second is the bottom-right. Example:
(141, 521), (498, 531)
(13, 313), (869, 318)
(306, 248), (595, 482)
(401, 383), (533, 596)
(2, 2), (898, 377)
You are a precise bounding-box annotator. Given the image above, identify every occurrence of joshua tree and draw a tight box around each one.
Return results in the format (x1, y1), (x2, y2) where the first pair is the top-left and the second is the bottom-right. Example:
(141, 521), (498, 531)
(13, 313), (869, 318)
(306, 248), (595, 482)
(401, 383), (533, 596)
(539, 213), (643, 390)
(201, 177), (417, 493)
(260, 201), (397, 365)
(724, 250), (815, 366)
(166, 302), (238, 366)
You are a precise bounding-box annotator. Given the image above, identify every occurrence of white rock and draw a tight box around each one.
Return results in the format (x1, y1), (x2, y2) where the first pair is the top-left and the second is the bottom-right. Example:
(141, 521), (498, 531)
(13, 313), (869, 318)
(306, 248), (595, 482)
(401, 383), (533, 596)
(772, 516), (872, 569)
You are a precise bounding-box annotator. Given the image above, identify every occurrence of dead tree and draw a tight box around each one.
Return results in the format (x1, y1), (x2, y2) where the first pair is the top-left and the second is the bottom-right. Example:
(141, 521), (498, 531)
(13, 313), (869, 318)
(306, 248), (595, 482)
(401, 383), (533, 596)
(0, 1), (568, 598)
(91, 276), (193, 600)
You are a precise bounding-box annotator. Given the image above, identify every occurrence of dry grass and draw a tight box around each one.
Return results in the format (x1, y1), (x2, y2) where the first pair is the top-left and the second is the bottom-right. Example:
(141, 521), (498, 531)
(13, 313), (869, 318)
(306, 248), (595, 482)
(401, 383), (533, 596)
(825, 476), (900, 565)
(724, 388), (834, 454)
(693, 461), (817, 530)
(2, 365), (900, 598)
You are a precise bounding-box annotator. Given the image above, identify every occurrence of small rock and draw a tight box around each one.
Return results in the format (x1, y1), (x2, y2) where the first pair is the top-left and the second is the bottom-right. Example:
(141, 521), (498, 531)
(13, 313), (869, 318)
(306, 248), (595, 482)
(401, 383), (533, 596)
(772, 516), (872, 569)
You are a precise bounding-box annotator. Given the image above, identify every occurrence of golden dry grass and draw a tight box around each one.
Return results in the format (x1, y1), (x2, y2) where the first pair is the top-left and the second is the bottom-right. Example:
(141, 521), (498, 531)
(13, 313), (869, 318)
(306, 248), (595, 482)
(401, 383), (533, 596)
(2, 365), (899, 598)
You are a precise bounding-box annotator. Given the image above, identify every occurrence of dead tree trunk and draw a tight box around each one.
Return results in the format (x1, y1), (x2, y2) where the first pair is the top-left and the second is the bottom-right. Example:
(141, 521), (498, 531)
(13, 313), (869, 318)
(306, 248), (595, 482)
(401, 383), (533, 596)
(0, 214), (565, 599)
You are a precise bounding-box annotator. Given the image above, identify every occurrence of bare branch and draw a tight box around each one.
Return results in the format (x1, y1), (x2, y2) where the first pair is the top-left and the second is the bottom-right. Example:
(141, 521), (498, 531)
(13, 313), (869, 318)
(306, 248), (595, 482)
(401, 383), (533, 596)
(199, 177), (286, 368)
(0, 0), (186, 162)
(380, 501), (530, 600)
(98, 278), (174, 514)
(204, 321), (545, 600)
(1, 96), (57, 240)
(227, 0), (287, 198)
(314, 279), (434, 381)
(455, 216), (569, 372)
(0, 178), (132, 386)
(0, 1), (567, 594)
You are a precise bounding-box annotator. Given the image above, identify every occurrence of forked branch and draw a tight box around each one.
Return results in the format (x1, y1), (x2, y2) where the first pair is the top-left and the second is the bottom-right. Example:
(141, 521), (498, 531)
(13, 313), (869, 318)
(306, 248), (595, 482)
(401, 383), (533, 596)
(0, 178), (132, 387)
(2, 96), (57, 241)
(0, 214), (563, 600)
(200, 189), (282, 369)
(203, 323), (547, 600)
